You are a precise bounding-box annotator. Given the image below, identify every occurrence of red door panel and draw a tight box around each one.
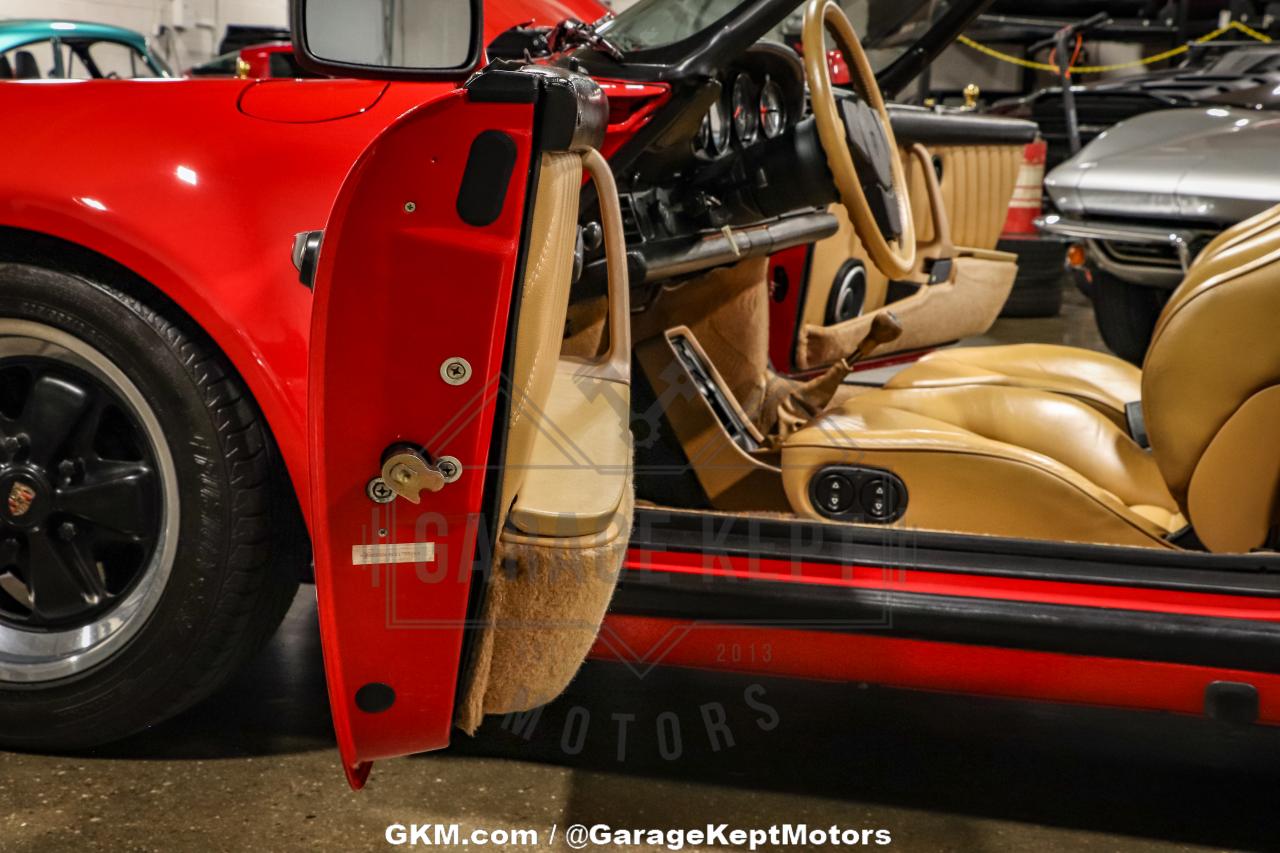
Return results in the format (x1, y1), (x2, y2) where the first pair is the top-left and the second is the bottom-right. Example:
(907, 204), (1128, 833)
(308, 89), (536, 787)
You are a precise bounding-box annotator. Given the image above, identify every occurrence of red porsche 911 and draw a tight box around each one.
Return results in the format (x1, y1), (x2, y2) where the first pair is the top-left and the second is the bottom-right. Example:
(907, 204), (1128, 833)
(0, 0), (1276, 790)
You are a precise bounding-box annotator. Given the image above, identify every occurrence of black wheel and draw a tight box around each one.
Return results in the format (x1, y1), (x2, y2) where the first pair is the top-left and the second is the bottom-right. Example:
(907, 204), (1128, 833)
(997, 237), (1065, 319)
(1089, 270), (1168, 366)
(0, 263), (301, 750)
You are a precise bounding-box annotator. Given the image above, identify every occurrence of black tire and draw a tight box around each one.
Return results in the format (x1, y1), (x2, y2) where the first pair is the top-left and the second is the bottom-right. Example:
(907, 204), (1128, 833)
(1000, 267), (1065, 318)
(0, 263), (301, 750)
(997, 237), (1065, 319)
(1089, 270), (1168, 366)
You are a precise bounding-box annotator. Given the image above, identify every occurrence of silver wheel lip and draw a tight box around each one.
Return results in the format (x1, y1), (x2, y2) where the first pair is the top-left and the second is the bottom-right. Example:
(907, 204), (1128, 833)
(0, 319), (180, 684)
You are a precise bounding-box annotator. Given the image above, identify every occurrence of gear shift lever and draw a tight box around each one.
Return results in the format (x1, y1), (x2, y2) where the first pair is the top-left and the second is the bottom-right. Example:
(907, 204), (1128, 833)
(771, 312), (903, 444)
(850, 311), (903, 363)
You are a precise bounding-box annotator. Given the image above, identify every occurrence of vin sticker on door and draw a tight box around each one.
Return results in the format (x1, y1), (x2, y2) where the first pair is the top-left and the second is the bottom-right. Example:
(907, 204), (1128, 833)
(351, 542), (436, 566)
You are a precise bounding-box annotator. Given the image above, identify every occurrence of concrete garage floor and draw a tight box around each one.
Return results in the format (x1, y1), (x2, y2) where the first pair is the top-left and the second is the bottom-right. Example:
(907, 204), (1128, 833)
(5, 287), (1280, 853)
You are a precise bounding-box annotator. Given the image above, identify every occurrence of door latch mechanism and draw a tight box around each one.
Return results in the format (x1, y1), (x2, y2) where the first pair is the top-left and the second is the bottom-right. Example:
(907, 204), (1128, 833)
(376, 445), (458, 504)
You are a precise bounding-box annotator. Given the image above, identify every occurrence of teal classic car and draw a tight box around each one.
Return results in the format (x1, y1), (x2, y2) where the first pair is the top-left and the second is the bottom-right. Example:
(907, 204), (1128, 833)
(0, 20), (172, 79)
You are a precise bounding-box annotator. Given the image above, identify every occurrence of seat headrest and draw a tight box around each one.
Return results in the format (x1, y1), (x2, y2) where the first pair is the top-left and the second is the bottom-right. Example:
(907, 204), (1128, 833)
(13, 50), (40, 79)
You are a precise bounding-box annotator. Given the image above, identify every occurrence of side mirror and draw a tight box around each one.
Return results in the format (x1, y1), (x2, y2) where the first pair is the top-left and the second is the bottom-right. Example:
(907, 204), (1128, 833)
(291, 0), (484, 81)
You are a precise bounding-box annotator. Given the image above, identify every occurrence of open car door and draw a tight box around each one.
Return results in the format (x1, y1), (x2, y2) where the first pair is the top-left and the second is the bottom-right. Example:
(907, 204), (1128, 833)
(306, 66), (633, 788)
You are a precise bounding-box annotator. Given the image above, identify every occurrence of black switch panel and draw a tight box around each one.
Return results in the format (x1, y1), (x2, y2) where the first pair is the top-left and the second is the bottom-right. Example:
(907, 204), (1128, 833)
(809, 466), (907, 524)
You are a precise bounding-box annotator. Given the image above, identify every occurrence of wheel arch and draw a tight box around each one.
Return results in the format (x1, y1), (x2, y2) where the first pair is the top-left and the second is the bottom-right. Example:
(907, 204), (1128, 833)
(0, 225), (311, 544)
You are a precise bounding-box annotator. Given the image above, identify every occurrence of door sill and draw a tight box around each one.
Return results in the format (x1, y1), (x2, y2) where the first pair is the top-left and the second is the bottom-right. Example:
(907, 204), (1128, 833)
(627, 507), (1280, 594)
(611, 507), (1280, 674)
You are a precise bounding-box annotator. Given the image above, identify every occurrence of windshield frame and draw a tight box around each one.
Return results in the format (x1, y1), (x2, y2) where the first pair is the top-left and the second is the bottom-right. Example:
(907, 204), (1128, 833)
(601, 0), (935, 58)
(572, 0), (992, 96)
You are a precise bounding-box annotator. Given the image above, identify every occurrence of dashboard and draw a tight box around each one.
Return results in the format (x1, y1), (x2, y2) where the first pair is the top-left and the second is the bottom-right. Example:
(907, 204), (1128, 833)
(572, 40), (1040, 297)
(579, 42), (838, 291)
(692, 44), (807, 159)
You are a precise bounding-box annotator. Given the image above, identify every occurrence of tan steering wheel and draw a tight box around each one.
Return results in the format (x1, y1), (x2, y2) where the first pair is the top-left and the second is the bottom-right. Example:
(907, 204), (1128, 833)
(803, 0), (916, 279)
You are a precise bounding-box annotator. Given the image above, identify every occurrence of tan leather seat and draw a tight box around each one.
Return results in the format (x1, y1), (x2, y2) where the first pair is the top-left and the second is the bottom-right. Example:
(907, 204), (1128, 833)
(885, 202), (1280, 424)
(1193, 202), (1280, 265)
(882, 344), (1140, 427)
(783, 216), (1280, 553)
(785, 386), (1181, 548)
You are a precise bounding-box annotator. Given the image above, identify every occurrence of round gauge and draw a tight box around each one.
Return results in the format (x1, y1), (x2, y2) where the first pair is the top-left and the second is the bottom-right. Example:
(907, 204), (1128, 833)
(695, 113), (711, 153)
(698, 98), (730, 156)
(759, 77), (787, 139)
(731, 73), (759, 146)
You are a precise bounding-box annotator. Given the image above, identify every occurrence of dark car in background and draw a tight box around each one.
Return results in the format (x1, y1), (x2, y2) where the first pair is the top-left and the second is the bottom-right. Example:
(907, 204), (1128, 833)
(187, 42), (321, 79)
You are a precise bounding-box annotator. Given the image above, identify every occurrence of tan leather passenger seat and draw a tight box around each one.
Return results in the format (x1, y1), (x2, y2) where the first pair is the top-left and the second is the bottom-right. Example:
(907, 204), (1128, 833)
(882, 344), (1141, 427)
(782, 215), (1280, 553)
(885, 202), (1280, 424)
(785, 386), (1180, 548)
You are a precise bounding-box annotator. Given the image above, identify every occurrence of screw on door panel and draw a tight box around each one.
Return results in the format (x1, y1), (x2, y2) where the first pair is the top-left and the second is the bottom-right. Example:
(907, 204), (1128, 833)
(436, 455), (462, 483)
(404, 201), (417, 213)
(366, 477), (396, 505)
(440, 357), (472, 385)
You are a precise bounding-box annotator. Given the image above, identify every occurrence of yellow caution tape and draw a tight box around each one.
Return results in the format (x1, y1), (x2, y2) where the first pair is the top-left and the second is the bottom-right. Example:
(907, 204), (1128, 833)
(957, 19), (1272, 75)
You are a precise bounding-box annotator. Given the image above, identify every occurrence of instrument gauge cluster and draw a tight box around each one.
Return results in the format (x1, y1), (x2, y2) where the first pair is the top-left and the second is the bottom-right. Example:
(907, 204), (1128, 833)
(691, 47), (803, 160)
(696, 98), (731, 157)
(759, 76), (787, 139)
(731, 73), (759, 146)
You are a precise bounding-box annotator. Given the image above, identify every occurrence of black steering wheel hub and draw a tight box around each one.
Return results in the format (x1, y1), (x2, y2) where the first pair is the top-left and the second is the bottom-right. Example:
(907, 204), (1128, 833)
(838, 95), (903, 241)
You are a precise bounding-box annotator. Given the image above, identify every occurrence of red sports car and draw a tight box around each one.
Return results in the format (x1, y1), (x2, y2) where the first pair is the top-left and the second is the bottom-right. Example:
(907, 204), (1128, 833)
(1, 0), (1277, 791)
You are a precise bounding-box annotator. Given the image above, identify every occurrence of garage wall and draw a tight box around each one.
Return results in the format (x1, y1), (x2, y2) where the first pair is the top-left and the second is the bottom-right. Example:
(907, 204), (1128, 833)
(0, 0), (287, 68)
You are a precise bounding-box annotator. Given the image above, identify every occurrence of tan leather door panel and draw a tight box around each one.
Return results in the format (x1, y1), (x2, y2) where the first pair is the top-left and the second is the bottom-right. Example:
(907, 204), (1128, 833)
(797, 143), (1022, 368)
(456, 149), (634, 733)
(937, 144), (1022, 250)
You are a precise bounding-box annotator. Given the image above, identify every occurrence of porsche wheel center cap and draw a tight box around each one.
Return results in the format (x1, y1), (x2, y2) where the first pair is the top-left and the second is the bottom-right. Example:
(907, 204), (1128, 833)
(2, 472), (49, 528)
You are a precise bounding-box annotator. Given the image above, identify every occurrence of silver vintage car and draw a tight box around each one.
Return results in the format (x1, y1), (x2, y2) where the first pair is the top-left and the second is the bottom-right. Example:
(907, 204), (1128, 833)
(1041, 105), (1280, 362)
